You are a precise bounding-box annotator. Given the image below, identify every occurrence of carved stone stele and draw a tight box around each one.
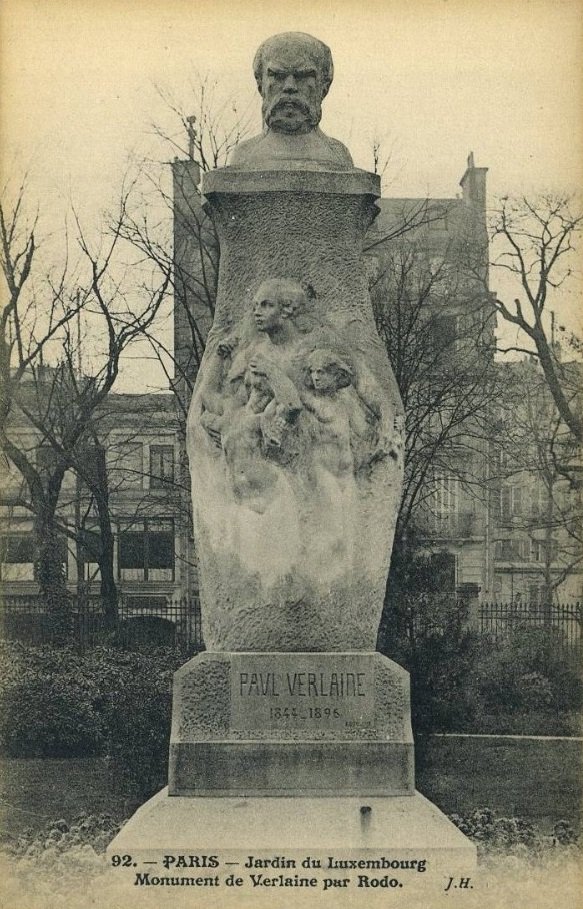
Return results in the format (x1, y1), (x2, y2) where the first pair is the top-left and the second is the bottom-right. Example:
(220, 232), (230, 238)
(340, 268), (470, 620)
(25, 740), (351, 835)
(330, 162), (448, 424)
(186, 167), (404, 651)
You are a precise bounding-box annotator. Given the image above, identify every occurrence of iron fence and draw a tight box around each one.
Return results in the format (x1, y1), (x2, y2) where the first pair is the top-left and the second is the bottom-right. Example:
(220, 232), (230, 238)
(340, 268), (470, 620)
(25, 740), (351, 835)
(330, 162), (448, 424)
(2, 594), (581, 659)
(0, 593), (203, 655)
(479, 601), (582, 653)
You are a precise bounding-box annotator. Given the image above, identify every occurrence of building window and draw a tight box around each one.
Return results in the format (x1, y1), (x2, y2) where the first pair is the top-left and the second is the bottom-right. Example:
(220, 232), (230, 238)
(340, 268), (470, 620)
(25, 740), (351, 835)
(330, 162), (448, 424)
(426, 475), (462, 534)
(530, 538), (557, 563)
(494, 539), (529, 561)
(494, 540), (518, 562)
(112, 442), (144, 489)
(0, 533), (67, 580)
(0, 453), (25, 501)
(498, 485), (524, 522)
(149, 445), (175, 489)
(529, 486), (544, 519)
(0, 534), (36, 581)
(432, 475), (459, 515)
(431, 314), (458, 354)
(79, 525), (102, 581)
(118, 519), (174, 581)
(494, 448), (511, 471)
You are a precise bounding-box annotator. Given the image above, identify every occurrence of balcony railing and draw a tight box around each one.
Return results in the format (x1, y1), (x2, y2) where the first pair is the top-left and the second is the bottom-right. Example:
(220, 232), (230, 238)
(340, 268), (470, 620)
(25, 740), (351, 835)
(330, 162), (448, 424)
(421, 511), (480, 539)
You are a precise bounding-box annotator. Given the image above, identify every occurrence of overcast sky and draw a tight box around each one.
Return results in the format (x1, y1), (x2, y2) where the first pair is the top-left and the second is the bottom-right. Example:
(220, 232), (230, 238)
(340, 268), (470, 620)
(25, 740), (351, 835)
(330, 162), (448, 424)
(2, 0), (582, 389)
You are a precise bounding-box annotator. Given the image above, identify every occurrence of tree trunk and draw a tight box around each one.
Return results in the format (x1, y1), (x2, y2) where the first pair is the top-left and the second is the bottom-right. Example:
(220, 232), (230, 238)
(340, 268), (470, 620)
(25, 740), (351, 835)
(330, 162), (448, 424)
(543, 476), (554, 628)
(535, 333), (583, 444)
(97, 511), (118, 628)
(91, 445), (118, 628)
(34, 513), (71, 644)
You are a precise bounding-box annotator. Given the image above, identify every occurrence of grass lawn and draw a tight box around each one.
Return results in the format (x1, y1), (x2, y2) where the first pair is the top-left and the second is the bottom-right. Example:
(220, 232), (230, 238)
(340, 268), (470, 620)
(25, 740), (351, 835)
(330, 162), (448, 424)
(0, 735), (581, 842)
(0, 757), (135, 842)
(417, 735), (582, 832)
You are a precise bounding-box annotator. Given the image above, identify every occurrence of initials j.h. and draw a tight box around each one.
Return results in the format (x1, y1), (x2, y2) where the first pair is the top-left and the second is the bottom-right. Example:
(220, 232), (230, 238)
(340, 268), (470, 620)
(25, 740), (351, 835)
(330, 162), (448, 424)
(444, 876), (473, 891)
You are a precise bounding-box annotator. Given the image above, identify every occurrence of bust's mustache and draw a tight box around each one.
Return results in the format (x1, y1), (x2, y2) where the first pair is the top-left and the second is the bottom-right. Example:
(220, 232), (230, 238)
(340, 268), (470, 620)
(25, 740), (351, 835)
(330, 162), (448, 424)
(264, 96), (320, 127)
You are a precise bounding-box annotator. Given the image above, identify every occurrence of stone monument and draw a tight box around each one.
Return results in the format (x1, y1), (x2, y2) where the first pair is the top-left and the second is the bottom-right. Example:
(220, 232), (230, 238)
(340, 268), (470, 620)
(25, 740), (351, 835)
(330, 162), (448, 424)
(109, 32), (476, 886)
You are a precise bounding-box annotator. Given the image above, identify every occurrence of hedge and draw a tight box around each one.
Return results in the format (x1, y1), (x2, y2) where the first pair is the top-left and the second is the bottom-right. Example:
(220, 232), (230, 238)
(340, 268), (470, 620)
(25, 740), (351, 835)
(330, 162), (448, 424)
(0, 642), (183, 797)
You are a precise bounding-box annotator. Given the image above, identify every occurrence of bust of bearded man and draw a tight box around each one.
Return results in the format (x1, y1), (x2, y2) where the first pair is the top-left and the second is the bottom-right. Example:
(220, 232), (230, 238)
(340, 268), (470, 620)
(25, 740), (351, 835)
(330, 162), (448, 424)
(229, 32), (354, 171)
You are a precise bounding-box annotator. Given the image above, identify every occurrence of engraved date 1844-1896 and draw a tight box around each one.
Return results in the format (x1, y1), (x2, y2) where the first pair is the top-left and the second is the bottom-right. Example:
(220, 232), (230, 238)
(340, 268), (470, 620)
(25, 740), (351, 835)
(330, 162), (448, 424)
(269, 706), (341, 720)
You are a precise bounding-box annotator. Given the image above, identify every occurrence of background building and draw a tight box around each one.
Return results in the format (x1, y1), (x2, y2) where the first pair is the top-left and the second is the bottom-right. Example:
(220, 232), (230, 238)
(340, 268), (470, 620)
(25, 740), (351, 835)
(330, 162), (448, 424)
(0, 383), (194, 614)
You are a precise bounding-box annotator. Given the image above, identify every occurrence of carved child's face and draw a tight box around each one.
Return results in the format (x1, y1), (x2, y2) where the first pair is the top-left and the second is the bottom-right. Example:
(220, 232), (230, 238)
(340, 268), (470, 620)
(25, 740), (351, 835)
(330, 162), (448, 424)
(253, 292), (284, 333)
(261, 46), (323, 134)
(246, 368), (270, 394)
(309, 365), (337, 393)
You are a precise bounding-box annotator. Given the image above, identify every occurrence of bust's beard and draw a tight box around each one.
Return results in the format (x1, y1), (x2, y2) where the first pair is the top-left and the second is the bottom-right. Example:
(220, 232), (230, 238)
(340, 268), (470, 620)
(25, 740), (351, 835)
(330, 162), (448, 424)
(263, 96), (322, 133)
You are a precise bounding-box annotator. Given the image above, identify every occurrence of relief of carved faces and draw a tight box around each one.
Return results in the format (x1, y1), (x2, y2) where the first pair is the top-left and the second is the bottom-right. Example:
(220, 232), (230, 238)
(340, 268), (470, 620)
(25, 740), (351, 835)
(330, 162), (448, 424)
(253, 33), (333, 134)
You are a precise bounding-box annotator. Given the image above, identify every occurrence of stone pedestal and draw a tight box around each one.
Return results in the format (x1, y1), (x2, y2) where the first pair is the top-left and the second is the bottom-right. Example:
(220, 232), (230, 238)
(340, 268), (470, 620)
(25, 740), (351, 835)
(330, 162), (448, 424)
(169, 652), (413, 797)
(109, 651), (477, 879)
(109, 790), (475, 874)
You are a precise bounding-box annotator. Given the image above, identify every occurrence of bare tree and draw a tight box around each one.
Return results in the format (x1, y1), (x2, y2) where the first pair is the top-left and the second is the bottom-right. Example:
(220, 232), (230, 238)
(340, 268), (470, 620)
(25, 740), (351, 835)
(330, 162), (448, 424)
(120, 77), (253, 411)
(492, 360), (582, 605)
(364, 198), (456, 255)
(371, 238), (498, 544)
(0, 182), (170, 636)
(370, 232), (500, 648)
(0, 182), (81, 634)
(489, 194), (583, 443)
(111, 83), (253, 603)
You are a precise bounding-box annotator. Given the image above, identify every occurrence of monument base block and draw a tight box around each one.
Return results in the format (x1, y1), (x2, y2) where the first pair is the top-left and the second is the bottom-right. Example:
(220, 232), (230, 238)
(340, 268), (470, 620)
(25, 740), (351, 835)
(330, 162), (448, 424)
(108, 787), (476, 879)
(169, 652), (415, 796)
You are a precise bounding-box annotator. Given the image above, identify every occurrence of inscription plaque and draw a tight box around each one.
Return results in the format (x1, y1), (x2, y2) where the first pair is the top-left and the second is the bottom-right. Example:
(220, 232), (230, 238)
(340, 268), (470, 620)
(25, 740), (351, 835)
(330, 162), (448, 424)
(230, 654), (375, 732)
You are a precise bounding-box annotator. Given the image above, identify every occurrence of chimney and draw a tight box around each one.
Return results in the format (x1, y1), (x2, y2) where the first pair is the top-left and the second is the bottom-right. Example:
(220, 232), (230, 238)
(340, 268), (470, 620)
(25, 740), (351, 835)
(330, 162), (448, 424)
(460, 152), (488, 209)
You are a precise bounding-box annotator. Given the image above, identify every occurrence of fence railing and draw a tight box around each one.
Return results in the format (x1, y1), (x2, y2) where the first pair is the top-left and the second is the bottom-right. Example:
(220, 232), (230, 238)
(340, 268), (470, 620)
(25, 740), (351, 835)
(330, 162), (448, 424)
(479, 601), (582, 653)
(2, 595), (581, 657)
(0, 593), (203, 655)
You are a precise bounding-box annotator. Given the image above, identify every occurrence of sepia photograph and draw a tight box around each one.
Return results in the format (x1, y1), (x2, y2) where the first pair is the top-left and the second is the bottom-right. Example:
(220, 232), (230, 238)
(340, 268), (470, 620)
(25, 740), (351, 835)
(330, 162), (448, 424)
(0, 1), (581, 907)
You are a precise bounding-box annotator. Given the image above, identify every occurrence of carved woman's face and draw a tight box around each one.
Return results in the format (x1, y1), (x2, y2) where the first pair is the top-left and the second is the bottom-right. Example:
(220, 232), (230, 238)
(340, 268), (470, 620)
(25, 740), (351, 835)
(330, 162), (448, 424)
(253, 294), (284, 333)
